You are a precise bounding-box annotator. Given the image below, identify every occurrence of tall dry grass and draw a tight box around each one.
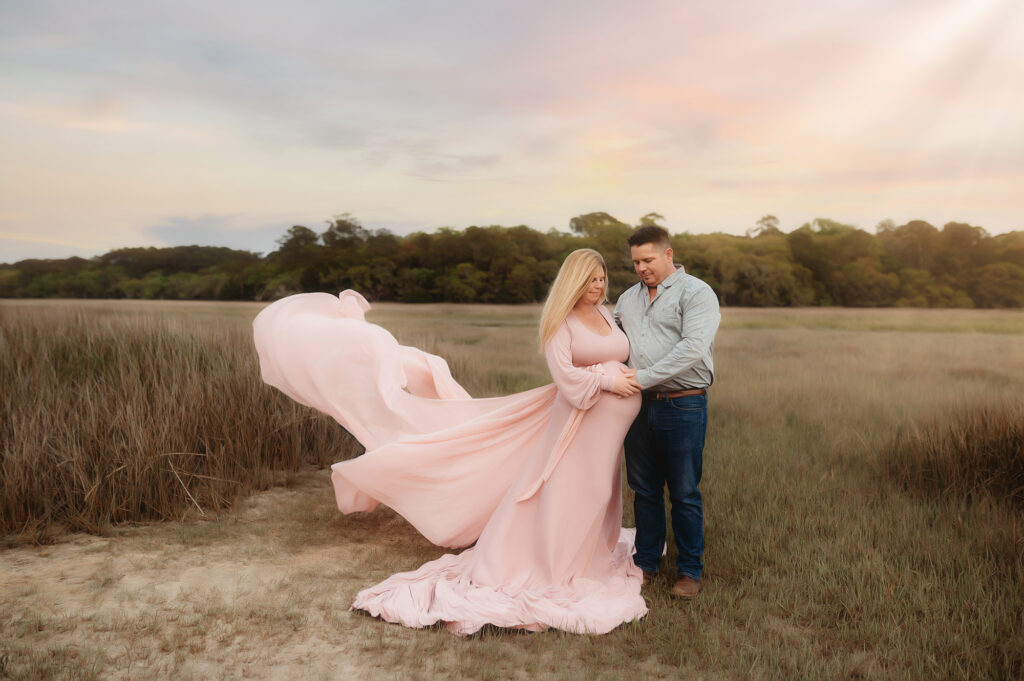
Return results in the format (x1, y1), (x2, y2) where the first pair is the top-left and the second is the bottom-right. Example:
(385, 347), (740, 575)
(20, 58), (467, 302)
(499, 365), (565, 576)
(0, 303), (360, 542)
(699, 319), (1024, 680)
(888, 403), (1024, 510)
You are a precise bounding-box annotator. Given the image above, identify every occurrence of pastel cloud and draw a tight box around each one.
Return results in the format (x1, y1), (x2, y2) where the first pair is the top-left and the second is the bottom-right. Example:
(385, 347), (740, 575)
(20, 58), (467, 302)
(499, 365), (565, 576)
(0, 0), (1022, 264)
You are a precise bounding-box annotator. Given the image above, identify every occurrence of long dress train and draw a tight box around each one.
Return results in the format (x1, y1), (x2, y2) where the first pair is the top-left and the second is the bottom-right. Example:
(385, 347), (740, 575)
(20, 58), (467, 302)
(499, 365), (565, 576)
(253, 290), (646, 634)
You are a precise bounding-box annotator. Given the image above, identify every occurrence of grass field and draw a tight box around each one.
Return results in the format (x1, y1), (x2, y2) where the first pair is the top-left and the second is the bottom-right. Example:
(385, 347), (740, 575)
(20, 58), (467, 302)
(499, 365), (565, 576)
(1, 299), (1022, 680)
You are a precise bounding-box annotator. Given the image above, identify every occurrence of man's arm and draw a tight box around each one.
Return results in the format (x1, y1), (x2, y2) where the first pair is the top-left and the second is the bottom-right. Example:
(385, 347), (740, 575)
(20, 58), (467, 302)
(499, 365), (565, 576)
(634, 285), (720, 389)
(613, 294), (642, 389)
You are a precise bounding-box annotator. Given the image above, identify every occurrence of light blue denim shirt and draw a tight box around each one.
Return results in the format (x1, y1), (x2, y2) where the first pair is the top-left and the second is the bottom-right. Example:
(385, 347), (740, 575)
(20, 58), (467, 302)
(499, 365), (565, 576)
(613, 265), (721, 391)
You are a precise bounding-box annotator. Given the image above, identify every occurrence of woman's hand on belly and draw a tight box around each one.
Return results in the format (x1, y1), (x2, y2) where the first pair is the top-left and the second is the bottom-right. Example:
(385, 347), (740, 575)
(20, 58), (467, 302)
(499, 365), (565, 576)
(605, 363), (641, 398)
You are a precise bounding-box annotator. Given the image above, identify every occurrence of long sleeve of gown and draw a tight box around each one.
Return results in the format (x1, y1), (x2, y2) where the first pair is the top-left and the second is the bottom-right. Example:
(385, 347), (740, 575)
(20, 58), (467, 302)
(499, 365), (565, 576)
(545, 321), (617, 410)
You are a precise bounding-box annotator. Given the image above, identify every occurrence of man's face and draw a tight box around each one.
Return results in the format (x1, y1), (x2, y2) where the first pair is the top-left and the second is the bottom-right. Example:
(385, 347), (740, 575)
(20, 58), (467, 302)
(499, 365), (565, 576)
(630, 242), (675, 288)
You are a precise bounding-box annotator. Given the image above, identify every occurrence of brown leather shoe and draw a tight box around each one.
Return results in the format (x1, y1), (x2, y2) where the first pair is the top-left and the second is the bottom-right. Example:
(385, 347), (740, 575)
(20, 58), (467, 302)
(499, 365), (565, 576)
(641, 570), (658, 587)
(671, 576), (701, 598)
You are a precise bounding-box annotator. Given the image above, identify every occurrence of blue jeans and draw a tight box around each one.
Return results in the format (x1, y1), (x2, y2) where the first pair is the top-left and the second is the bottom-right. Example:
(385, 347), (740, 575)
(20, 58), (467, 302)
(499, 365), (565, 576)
(624, 393), (707, 580)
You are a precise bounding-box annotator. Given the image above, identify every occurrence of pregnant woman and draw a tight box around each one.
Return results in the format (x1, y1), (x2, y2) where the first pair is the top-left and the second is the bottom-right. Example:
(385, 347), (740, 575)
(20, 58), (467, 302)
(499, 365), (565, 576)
(253, 248), (647, 634)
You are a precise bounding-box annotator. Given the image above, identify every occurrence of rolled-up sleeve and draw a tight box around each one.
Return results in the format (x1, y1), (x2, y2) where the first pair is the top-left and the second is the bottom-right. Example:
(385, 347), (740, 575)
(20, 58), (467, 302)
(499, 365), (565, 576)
(545, 322), (616, 410)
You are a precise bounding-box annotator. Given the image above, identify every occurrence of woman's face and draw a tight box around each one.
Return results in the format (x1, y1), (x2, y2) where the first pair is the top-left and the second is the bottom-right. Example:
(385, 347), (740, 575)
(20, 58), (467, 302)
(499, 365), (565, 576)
(578, 266), (606, 306)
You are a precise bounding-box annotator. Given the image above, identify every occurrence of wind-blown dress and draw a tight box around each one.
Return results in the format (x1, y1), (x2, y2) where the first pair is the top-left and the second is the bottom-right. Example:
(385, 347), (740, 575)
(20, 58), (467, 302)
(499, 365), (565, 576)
(253, 290), (646, 634)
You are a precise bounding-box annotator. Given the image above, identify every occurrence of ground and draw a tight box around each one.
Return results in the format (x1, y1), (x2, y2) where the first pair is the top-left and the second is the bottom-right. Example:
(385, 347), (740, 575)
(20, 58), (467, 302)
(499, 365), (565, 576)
(1, 469), (685, 681)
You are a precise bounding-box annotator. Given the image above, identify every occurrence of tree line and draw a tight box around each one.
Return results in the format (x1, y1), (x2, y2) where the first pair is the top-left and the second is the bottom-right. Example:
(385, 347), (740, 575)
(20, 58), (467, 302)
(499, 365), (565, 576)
(2, 212), (1022, 307)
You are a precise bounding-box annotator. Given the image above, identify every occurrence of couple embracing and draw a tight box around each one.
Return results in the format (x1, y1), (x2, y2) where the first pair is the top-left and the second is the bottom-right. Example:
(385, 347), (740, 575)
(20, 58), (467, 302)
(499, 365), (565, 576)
(253, 224), (720, 635)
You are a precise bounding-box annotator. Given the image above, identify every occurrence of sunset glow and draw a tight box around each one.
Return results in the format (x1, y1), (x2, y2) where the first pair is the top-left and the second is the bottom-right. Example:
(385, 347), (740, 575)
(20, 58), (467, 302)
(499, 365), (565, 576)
(1, 0), (1022, 262)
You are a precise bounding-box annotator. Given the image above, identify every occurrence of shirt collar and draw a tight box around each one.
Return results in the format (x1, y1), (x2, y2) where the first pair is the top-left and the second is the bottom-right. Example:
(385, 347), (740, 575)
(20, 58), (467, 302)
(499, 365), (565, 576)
(657, 264), (686, 289)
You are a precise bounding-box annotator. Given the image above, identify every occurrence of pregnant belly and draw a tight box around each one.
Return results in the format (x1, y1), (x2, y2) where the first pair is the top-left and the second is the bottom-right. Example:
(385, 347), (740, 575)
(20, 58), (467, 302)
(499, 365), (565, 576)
(592, 360), (641, 423)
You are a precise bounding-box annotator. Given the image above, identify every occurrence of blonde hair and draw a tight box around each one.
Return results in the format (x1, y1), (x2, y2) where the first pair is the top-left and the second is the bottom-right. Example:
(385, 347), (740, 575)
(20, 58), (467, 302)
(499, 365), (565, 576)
(538, 248), (607, 348)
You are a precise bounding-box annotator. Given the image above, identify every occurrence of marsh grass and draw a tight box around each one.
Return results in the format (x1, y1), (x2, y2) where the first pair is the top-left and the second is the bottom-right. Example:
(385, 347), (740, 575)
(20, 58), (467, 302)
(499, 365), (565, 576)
(0, 303), (361, 542)
(887, 403), (1024, 510)
(2, 300), (1024, 680)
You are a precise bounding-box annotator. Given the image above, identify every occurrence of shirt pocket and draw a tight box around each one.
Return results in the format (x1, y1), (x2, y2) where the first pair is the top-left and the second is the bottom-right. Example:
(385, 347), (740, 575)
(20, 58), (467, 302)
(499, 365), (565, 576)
(652, 301), (681, 330)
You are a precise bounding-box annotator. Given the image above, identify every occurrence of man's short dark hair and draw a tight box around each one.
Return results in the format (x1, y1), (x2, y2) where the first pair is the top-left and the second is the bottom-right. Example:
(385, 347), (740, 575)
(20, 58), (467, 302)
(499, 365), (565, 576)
(628, 225), (671, 250)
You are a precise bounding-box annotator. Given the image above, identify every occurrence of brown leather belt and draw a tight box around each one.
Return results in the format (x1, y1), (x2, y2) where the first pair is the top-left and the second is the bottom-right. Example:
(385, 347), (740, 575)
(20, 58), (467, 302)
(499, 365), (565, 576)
(647, 388), (707, 400)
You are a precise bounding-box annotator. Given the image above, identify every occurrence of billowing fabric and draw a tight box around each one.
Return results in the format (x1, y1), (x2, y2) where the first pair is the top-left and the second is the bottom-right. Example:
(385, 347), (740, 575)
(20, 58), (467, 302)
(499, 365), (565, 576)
(253, 290), (647, 634)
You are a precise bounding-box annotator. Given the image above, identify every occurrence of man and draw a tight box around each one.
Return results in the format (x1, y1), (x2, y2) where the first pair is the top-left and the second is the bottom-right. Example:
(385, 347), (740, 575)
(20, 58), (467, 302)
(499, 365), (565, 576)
(614, 225), (720, 599)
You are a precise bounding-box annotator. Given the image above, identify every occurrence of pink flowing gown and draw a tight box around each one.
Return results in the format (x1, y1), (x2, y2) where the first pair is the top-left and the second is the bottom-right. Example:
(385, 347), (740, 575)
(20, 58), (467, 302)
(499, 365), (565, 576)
(252, 290), (647, 634)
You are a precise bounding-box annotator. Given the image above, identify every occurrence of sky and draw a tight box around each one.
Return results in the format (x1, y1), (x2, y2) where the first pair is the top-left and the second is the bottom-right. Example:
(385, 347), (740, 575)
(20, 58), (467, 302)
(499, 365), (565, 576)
(1, 0), (1022, 263)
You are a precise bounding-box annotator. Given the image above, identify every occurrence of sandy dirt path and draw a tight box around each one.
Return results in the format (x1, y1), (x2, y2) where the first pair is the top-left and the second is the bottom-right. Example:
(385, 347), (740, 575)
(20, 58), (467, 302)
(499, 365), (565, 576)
(1, 469), (678, 681)
(1, 469), (470, 680)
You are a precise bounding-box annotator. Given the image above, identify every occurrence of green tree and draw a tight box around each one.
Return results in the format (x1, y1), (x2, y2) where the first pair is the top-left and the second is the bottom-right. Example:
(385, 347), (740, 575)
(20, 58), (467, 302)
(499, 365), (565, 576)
(4, 214), (1023, 308)
(321, 214), (368, 250)
(877, 220), (939, 272)
(967, 263), (1024, 307)
(835, 258), (900, 306)
(787, 219), (883, 305)
(395, 268), (436, 302)
(269, 225), (328, 292)
(935, 222), (991, 277)
(345, 257), (396, 300)
(637, 212), (665, 227)
(436, 263), (488, 302)
(748, 214), (782, 238)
